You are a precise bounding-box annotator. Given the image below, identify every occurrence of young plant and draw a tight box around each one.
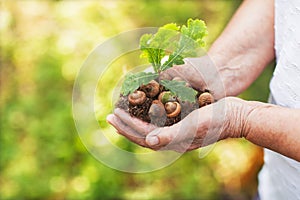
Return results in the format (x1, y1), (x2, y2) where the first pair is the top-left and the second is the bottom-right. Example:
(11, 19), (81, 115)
(121, 18), (208, 103)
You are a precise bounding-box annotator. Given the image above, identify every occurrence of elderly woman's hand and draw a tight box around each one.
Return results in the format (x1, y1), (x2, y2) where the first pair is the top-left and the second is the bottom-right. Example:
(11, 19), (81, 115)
(107, 97), (255, 152)
(159, 56), (226, 100)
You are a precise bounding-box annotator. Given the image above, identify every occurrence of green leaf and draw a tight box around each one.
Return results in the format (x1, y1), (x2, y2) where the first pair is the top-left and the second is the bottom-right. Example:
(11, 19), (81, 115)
(177, 18), (207, 57)
(160, 91), (177, 104)
(153, 23), (180, 50)
(180, 18), (208, 47)
(140, 48), (164, 72)
(121, 72), (159, 95)
(140, 34), (153, 49)
(161, 18), (207, 69)
(161, 54), (184, 71)
(160, 80), (198, 103)
(140, 34), (163, 72)
(139, 24), (179, 72)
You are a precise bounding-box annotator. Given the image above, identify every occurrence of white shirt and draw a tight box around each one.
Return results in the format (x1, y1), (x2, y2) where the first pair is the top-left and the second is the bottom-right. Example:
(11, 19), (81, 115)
(258, 0), (300, 199)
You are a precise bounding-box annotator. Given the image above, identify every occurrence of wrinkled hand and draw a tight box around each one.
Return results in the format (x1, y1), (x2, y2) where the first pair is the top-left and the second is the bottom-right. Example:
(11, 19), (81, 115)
(160, 56), (226, 100)
(107, 97), (253, 152)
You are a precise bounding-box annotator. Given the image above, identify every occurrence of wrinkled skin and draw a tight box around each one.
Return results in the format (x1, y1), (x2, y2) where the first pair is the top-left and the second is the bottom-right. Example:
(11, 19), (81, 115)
(159, 57), (227, 100)
(107, 57), (256, 152)
(107, 88), (253, 153)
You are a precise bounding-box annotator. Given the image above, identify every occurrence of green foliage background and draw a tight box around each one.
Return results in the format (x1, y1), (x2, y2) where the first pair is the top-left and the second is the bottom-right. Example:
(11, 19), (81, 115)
(0, 1), (274, 199)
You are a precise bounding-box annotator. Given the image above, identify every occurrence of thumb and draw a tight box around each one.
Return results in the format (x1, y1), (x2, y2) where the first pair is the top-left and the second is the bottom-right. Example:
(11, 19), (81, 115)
(145, 126), (179, 148)
(145, 111), (200, 149)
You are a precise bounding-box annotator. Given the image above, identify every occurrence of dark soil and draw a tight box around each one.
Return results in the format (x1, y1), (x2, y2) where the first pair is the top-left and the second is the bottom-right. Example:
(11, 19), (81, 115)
(116, 87), (204, 127)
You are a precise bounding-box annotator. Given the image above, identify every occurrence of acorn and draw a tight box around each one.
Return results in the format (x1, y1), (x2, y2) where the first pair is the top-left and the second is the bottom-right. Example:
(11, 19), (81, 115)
(198, 92), (214, 107)
(140, 80), (160, 98)
(158, 91), (177, 104)
(165, 102), (181, 118)
(128, 90), (146, 106)
(148, 100), (166, 118)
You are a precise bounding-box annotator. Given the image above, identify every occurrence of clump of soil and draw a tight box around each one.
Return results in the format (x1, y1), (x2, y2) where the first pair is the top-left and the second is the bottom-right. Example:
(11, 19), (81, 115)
(116, 95), (152, 123)
(116, 85), (205, 127)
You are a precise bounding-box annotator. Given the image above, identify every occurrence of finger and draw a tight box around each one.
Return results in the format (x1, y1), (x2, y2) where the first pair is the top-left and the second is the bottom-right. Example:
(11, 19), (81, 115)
(145, 111), (200, 149)
(162, 65), (205, 91)
(167, 140), (202, 152)
(186, 143), (202, 152)
(106, 114), (149, 148)
(164, 138), (204, 152)
(114, 108), (156, 136)
(162, 65), (190, 80)
(161, 142), (192, 153)
(145, 125), (182, 148)
(107, 114), (143, 139)
(184, 57), (222, 94)
(159, 70), (173, 81)
(160, 67), (180, 80)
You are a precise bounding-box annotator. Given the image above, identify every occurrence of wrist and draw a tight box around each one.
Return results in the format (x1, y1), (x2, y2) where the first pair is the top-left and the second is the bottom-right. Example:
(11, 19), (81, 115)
(242, 101), (276, 140)
(222, 97), (262, 139)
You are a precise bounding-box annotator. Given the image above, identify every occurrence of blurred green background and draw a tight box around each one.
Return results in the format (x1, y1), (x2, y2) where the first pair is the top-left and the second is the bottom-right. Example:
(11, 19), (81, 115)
(0, 1), (274, 199)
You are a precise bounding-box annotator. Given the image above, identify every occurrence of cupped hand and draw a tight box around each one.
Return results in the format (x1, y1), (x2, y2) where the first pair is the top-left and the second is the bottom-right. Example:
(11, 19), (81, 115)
(107, 97), (253, 152)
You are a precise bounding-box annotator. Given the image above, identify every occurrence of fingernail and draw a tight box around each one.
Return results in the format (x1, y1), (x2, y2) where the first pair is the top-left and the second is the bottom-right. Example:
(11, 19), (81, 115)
(114, 108), (123, 115)
(114, 108), (120, 113)
(106, 114), (114, 123)
(146, 136), (159, 146)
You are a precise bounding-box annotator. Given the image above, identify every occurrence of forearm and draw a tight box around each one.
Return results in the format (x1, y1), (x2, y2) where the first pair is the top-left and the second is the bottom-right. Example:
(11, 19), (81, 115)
(208, 0), (275, 96)
(243, 101), (300, 161)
